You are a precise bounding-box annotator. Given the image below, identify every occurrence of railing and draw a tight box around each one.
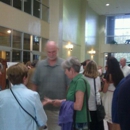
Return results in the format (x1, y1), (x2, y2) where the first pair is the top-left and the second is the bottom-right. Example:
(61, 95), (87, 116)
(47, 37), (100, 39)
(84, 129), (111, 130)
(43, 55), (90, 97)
(106, 35), (130, 44)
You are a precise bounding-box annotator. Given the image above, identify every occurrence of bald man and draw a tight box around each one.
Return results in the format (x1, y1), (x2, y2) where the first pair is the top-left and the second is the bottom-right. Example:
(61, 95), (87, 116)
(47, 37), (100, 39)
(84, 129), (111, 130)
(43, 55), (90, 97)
(32, 41), (69, 130)
(120, 58), (130, 77)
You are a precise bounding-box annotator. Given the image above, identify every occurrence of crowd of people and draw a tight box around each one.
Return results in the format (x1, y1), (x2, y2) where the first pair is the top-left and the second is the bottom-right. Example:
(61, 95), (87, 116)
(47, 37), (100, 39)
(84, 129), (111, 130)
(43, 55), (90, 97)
(0, 40), (130, 130)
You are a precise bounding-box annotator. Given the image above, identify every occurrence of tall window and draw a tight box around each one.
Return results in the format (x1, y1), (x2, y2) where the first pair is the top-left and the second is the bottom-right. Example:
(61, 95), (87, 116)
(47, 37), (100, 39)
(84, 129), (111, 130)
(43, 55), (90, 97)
(13, 0), (22, 10)
(115, 16), (130, 44)
(106, 15), (130, 44)
(12, 50), (21, 62)
(33, 0), (40, 18)
(12, 30), (21, 49)
(41, 0), (49, 22)
(0, 0), (50, 22)
(0, 0), (11, 5)
(0, 26), (48, 62)
(24, 0), (31, 14)
(0, 26), (11, 47)
(33, 36), (40, 51)
(114, 53), (130, 65)
(23, 33), (30, 50)
(23, 51), (30, 63)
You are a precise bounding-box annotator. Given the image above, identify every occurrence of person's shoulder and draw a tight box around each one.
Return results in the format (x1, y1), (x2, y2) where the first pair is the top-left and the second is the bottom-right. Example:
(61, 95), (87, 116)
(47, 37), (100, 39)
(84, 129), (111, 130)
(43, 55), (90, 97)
(125, 65), (130, 69)
(25, 88), (39, 97)
(58, 57), (65, 62)
(0, 89), (9, 95)
(127, 66), (130, 70)
(79, 75), (89, 84)
(96, 76), (101, 81)
(37, 59), (47, 66)
(0, 89), (12, 99)
(84, 75), (90, 80)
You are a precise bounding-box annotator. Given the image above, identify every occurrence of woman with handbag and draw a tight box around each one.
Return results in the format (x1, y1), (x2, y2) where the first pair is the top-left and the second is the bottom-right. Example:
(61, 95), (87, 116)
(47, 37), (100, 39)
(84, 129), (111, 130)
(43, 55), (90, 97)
(43, 57), (91, 130)
(83, 60), (104, 130)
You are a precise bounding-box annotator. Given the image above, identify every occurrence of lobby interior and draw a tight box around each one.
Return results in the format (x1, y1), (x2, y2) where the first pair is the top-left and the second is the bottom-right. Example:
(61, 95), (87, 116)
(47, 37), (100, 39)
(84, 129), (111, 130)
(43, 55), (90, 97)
(0, 0), (130, 71)
(0, 1), (130, 129)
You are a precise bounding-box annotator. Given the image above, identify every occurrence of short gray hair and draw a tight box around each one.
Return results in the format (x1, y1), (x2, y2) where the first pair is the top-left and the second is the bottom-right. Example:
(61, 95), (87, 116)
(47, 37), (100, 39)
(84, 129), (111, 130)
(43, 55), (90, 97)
(62, 57), (81, 73)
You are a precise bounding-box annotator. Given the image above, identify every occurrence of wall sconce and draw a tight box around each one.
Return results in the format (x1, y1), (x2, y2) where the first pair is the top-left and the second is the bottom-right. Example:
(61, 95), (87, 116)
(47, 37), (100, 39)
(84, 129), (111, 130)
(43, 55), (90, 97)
(88, 49), (96, 59)
(66, 42), (73, 51)
(7, 30), (11, 34)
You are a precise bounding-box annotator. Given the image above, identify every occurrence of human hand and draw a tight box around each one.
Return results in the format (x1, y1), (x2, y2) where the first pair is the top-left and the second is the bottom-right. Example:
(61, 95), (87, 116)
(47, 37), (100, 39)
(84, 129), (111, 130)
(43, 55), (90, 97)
(52, 99), (63, 107)
(42, 97), (54, 106)
(102, 78), (106, 83)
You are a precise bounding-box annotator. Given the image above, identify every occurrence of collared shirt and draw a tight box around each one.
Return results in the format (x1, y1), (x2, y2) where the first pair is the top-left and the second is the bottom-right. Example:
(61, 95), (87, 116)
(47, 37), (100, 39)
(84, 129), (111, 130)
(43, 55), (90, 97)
(66, 74), (90, 123)
(32, 57), (70, 111)
(121, 65), (130, 77)
(0, 84), (47, 130)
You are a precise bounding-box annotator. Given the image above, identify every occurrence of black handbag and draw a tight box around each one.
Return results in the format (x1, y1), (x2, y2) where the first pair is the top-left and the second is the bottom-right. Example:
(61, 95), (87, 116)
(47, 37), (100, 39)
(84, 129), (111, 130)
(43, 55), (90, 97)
(93, 78), (105, 122)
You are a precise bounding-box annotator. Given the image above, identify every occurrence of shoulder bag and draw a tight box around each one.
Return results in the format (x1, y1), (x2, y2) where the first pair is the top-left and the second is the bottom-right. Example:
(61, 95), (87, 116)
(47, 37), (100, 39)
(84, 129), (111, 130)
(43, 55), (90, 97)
(93, 78), (105, 121)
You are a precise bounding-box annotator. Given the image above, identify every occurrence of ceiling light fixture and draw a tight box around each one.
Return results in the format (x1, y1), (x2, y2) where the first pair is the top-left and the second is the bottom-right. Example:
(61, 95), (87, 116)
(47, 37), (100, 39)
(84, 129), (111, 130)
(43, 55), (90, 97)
(106, 3), (110, 6)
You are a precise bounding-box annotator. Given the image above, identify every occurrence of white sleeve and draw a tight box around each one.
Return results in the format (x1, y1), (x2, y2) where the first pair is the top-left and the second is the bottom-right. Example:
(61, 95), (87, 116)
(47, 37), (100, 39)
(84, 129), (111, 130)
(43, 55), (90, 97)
(96, 77), (101, 104)
(96, 76), (101, 91)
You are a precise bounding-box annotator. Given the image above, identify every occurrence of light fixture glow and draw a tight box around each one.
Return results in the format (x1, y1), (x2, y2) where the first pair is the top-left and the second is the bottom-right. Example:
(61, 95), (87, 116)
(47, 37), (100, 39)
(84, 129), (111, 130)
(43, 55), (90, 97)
(105, 54), (108, 57)
(7, 30), (11, 33)
(88, 49), (96, 59)
(66, 42), (73, 51)
(106, 3), (110, 6)
(88, 49), (96, 55)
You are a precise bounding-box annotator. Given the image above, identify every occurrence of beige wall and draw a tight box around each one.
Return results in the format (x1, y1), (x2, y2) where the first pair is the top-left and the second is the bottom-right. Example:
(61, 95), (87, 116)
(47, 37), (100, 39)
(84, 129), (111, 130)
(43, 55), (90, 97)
(1, 0), (129, 66)
(84, 4), (99, 64)
(49, 0), (63, 56)
(62, 0), (81, 60)
(0, 2), (49, 38)
(62, 0), (86, 61)
(62, 0), (100, 64)
(0, 0), (100, 64)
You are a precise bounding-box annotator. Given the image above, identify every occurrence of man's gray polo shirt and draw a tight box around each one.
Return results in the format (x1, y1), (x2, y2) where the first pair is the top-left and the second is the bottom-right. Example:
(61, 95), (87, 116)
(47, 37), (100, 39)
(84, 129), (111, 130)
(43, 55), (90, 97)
(32, 58), (69, 111)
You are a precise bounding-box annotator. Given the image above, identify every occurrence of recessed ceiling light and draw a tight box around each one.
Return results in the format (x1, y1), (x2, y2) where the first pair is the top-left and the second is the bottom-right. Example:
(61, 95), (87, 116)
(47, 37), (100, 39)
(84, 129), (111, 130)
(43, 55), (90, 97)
(106, 3), (110, 6)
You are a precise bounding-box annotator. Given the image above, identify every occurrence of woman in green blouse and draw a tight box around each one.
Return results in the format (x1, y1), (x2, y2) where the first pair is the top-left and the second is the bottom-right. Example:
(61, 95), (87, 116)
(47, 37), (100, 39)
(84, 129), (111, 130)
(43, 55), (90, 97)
(43, 57), (90, 130)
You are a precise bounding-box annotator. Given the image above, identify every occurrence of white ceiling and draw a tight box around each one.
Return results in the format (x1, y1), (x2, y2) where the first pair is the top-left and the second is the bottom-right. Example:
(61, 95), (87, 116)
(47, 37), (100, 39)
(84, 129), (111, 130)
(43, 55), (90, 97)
(87, 0), (130, 15)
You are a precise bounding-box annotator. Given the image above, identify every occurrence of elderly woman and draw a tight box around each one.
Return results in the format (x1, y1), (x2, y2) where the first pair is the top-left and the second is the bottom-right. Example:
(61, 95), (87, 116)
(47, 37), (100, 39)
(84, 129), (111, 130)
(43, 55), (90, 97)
(43, 57), (90, 130)
(0, 63), (47, 130)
